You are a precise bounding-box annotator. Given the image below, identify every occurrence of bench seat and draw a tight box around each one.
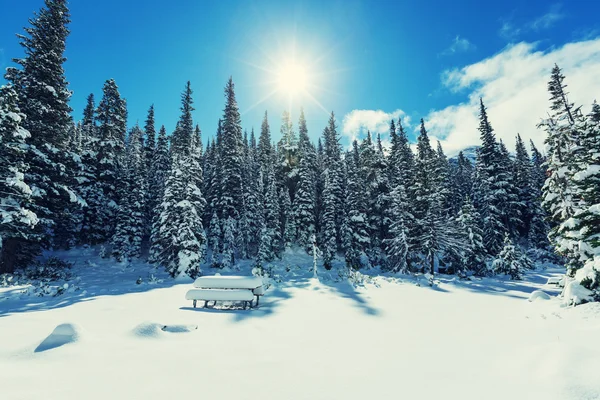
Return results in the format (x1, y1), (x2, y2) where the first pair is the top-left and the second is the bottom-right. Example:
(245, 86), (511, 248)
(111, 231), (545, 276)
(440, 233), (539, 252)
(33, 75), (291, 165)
(193, 276), (263, 290)
(186, 288), (255, 302)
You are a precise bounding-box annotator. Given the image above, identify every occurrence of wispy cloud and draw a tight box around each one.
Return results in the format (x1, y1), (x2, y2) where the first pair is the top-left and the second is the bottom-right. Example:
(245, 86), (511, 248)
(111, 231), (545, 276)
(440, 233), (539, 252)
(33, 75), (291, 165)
(423, 38), (600, 156)
(341, 109), (409, 146)
(499, 4), (565, 40)
(441, 36), (476, 56)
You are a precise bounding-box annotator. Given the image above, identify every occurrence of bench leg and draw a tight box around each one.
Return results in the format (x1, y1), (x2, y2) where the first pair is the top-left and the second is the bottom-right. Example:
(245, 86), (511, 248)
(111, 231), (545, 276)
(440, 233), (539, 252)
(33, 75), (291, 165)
(204, 300), (208, 308)
(256, 295), (260, 307)
(193, 300), (197, 308)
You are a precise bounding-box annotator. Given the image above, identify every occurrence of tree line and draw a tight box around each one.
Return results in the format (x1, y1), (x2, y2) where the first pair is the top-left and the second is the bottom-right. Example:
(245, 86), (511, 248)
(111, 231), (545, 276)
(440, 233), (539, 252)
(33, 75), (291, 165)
(0, 1), (598, 300)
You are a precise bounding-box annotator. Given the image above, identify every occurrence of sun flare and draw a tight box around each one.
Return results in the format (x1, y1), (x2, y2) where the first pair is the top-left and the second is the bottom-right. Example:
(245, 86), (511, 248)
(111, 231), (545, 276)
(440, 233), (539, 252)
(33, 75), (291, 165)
(277, 63), (309, 95)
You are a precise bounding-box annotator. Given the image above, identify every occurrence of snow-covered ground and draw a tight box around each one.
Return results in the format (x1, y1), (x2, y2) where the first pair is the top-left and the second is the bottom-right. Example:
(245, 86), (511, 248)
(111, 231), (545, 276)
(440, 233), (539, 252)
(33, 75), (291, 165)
(1, 248), (599, 400)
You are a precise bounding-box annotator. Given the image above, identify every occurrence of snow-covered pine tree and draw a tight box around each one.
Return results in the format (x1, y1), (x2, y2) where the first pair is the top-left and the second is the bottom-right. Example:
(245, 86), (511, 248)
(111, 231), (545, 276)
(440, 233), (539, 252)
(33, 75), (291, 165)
(343, 141), (370, 269)
(155, 154), (207, 278)
(384, 182), (411, 274)
(453, 151), (474, 209)
(258, 111), (273, 182)
(5, 0), (83, 251)
(152, 83), (206, 278)
(219, 78), (244, 223)
(457, 197), (487, 276)
(367, 133), (392, 260)
(413, 119), (463, 274)
(497, 139), (522, 237)
(279, 187), (294, 250)
(529, 140), (547, 194)
(143, 105), (156, 239)
(238, 129), (261, 259)
(258, 165), (281, 262)
(563, 101), (600, 292)
(148, 125), (171, 262)
(96, 78), (127, 241)
(513, 134), (535, 239)
(277, 110), (299, 201)
(293, 109), (318, 252)
(493, 234), (525, 280)
(538, 65), (585, 273)
(0, 85), (38, 273)
(77, 94), (104, 246)
(321, 167), (338, 270)
(221, 216), (237, 269)
(111, 125), (146, 261)
(475, 99), (508, 255)
(208, 212), (222, 267)
(321, 112), (345, 249)
(433, 141), (454, 215)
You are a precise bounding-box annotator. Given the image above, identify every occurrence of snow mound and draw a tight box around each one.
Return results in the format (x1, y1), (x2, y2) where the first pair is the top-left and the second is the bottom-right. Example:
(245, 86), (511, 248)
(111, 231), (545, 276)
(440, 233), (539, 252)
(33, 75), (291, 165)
(528, 290), (552, 302)
(562, 280), (594, 306)
(35, 323), (82, 353)
(132, 322), (164, 338)
(132, 322), (198, 337)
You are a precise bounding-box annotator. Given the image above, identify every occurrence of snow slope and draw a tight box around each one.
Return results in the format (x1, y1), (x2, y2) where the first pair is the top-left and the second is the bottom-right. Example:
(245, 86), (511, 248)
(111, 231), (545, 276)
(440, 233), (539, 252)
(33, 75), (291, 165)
(1, 248), (599, 400)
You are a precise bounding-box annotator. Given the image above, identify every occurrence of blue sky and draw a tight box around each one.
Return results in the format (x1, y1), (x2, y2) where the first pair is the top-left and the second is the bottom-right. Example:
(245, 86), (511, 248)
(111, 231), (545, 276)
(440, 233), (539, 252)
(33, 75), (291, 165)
(2, 0), (600, 153)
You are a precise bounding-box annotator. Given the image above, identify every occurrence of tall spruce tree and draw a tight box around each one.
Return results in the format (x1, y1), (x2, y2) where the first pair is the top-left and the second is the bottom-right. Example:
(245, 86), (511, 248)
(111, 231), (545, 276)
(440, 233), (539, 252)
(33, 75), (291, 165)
(343, 141), (370, 269)
(96, 78), (127, 240)
(0, 85), (38, 273)
(6, 0), (83, 252)
(152, 83), (206, 278)
(539, 65), (584, 273)
(475, 99), (508, 255)
(219, 78), (244, 223)
(293, 109), (317, 252)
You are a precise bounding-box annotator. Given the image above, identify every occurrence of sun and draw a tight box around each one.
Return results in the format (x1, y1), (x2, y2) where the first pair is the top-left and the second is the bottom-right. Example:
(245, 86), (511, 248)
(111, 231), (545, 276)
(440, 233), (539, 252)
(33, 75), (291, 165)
(277, 63), (308, 95)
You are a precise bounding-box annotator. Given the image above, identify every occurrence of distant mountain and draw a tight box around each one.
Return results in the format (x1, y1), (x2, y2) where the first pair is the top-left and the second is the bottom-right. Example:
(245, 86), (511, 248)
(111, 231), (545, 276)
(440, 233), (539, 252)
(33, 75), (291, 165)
(449, 145), (479, 165)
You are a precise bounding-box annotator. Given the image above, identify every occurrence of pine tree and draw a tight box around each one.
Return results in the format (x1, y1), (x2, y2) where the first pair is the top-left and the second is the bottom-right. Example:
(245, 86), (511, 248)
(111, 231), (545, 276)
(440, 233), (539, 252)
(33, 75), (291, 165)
(6, 0), (82, 252)
(277, 110), (299, 199)
(413, 119), (463, 273)
(219, 78), (244, 222)
(564, 101), (600, 291)
(221, 216), (236, 269)
(148, 125), (171, 262)
(279, 187), (294, 250)
(476, 99), (508, 254)
(343, 141), (370, 269)
(154, 154), (206, 278)
(0, 85), (39, 273)
(111, 125), (146, 261)
(321, 167), (338, 270)
(493, 234), (527, 280)
(258, 166), (281, 262)
(539, 65), (585, 273)
(143, 105), (156, 238)
(293, 109), (317, 252)
(96, 79), (127, 240)
(209, 212), (222, 267)
(384, 183), (411, 274)
(320, 112), (345, 249)
(453, 151), (474, 208)
(457, 198), (487, 276)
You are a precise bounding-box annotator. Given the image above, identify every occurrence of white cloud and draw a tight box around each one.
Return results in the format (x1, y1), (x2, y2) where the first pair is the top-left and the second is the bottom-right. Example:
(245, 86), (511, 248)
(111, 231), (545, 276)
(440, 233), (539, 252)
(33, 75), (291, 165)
(441, 36), (476, 56)
(529, 4), (565, 31)
(424, 38), (600, 156)
(341, 109), (409, 146)
(499, 4), (565, 40)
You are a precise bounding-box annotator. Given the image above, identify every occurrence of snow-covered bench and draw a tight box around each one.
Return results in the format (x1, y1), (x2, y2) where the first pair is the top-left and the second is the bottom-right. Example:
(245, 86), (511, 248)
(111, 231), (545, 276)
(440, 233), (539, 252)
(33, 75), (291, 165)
(185, 275), (265, 309)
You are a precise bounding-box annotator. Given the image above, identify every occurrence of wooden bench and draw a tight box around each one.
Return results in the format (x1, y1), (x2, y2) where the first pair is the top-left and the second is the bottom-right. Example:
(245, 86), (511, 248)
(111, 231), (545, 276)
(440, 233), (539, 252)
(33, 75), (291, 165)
(185, 275), (265, 310)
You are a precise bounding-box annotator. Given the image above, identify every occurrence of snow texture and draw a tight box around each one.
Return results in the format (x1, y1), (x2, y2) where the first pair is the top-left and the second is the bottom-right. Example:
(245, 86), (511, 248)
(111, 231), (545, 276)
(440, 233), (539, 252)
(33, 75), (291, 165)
(0, 248), (598, 400)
